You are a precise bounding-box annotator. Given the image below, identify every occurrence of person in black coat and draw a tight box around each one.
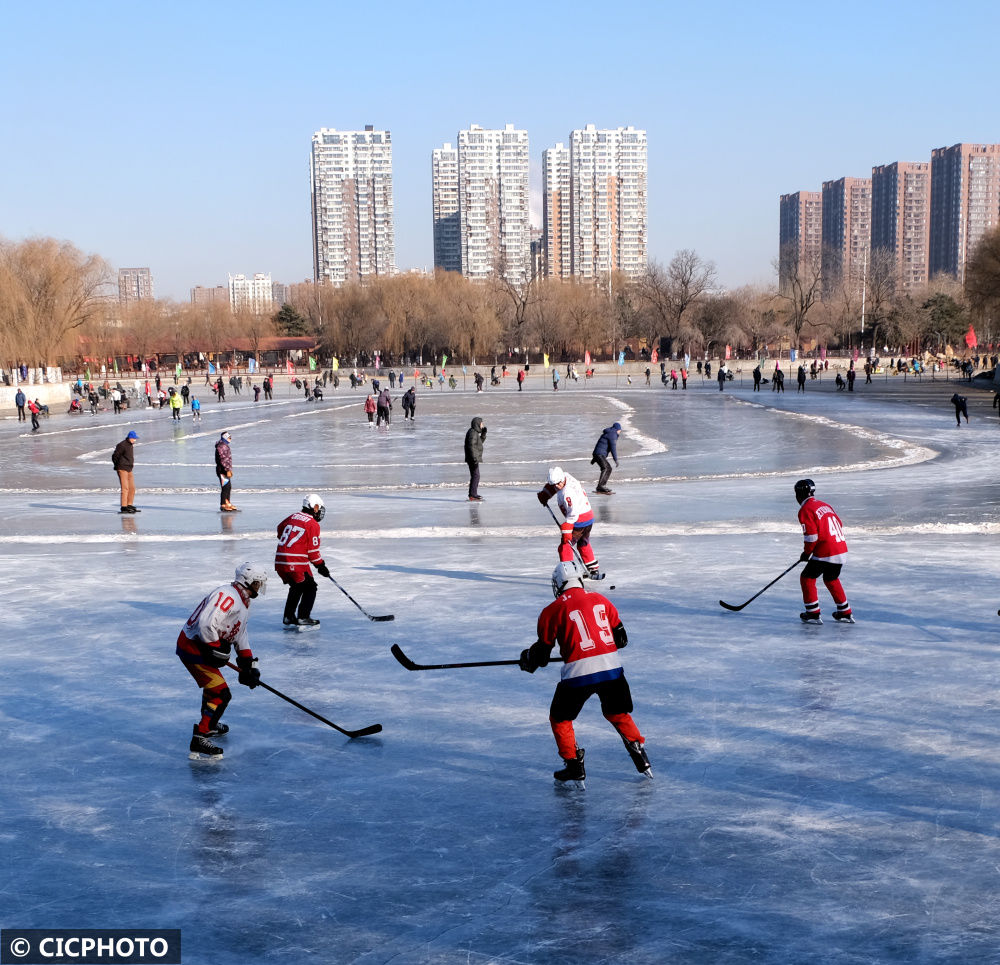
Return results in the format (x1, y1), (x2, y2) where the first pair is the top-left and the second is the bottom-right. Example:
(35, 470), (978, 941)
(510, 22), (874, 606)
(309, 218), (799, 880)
(401, 386), (416, 420)
(591, 423), (622, 494)
(464, 416), (487, 501)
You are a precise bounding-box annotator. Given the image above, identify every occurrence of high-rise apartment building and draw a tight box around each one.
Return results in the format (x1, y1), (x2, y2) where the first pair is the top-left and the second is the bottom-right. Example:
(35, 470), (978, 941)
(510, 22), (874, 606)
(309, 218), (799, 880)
(821, 177), (871, 298)
(870, 161), (931, 293)
(229, 273), (274, 314)
(778, 191), (822, 291)
(118, 267), (153, 304)
(542, 143), (571, 278)
(311, 126), (395, 285)
(929, 142), (1000, 281)
(456, 124), (530, 284)
(431, 143), (461, 273)
(569, 125), (647, 279)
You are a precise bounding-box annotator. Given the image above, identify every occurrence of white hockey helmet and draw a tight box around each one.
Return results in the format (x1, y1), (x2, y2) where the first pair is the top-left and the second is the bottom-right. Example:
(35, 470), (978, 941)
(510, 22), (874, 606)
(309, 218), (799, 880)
(303, 493), (326, 521)
(234, 561), (268, 598)
(548, 466), (566, 487)
(551, 559), (587, 598)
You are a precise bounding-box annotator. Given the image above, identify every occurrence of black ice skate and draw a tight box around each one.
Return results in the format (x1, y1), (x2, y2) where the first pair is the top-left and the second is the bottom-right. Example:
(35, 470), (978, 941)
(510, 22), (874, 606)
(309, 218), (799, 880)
(799, 611), (823, 625)
(202, 722), (229, 738)
(554, 747), (586, 785)
(585, 567), (605, 581)
(283, 617), (301, 631)
(622, 737), (652, 779)
(833, 609), (856, 624)
(189, 730), (223, 761)
(296, 617), (321, 632)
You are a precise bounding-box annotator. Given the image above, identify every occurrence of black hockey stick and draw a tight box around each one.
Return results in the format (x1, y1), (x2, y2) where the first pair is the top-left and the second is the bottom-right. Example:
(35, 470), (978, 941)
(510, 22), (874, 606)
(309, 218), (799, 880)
(226, 662), (382, 738)
(719, 559), (803, 612)
(391, 643), (565, 672)
(543, 502), (605, 579)
(327, 574), (394, 621)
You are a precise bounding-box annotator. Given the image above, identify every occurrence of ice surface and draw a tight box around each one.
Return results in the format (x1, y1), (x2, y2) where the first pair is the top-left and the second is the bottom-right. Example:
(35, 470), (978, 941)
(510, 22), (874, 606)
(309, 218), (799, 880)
(3, 372), (1000, 964)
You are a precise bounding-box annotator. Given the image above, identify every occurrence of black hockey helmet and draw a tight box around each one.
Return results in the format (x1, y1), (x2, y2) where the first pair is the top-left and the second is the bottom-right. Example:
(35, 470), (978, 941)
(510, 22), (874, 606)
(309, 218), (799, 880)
(794, 478), (816, 503)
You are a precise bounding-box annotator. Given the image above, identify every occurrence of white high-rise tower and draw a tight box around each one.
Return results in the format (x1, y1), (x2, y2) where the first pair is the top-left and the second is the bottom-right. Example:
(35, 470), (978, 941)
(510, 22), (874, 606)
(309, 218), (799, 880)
(311, 126), (395, 285)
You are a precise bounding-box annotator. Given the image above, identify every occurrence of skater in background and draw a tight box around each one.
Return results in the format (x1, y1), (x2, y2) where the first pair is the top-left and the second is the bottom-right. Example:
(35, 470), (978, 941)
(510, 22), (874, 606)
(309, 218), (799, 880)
(537, 467), (601, 579)
(794, 478), (853, 625)
(112, 430), (139, 513)
(951, 393), (969, 426)
(753, 365), (762, 391)
(191, 395), (201, 421)
(591, 422), (621, 494)
(464, 416), (487, 501)
(14, 386), (26, 421)
(519, 560), (650, 783)
(402, 385), (416, 420)
(797, 365), (806, 392)
(215, 431), (238, 511)
(177, 561), (266, 760)
(376, 386), (392, 426)
(275, 494), (330, 631)
(363, 393), (376, 425)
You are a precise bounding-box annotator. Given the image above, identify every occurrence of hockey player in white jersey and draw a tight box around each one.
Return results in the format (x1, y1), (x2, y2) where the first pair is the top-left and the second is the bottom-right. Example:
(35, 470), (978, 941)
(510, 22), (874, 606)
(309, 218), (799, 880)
(537, 467), (602, 579)
(176, 561), (267, 759)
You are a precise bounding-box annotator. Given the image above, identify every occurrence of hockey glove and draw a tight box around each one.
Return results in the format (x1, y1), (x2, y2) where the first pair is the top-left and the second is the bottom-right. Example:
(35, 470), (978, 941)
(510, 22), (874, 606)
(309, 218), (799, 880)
(612, 623), (628, 649)
(316, 562), (330, 578)
(799, 551), (812, 563)
(236, 654), (260, 689)
(519, 640), (551, 673)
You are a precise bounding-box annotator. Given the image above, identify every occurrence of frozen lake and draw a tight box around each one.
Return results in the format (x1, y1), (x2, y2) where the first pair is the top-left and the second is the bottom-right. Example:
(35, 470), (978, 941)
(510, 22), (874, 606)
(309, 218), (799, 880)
(2, 369), (1000, 964)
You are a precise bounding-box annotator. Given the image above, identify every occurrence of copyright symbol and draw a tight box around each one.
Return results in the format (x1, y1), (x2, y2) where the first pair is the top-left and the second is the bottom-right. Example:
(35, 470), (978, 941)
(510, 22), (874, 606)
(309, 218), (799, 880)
(9, 937), (31, 957)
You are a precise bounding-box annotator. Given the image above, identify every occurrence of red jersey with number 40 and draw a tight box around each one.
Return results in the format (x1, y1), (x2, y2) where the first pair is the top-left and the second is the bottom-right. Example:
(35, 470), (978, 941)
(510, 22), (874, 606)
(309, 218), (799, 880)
(537, 586), (623, 687)
(274, 511), (324, 577)
(798, 497), (848, 563)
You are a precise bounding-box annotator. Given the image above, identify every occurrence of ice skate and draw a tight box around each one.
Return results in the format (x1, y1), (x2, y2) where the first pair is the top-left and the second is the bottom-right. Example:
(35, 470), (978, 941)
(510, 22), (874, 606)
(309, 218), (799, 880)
(585, 567), (605, 581)
(296, 616), (320, 631)
(189, 730), (223, 761)
(283, 616), (301, 631)
(622, 737), (652, 779)
(833, 609), (855, 624)
(799, 611), (823, 625)
(201, 722), (229, 738)
(554, 747), (586, 785)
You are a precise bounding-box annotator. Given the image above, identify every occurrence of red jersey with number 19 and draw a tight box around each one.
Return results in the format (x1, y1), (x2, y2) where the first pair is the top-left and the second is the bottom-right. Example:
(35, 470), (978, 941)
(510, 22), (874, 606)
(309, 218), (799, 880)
(274, 511), (324, 577)
(798, 497), (848, 563)
(537, 586), (623, 687)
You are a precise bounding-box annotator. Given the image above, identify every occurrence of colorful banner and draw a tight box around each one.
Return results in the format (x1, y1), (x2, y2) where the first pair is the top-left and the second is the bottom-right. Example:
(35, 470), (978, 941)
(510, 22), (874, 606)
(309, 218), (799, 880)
(543, 353), (550, 368)
(584, 350), (592, 366)
(789, 349), (797, 362)
(331, 357), (339, 370)
(248, 358), (257, 374)
(208, 362), (216, 374)
(442, 353), (448, 367)
(617, 350), (625, 366)
(725, 345), (731, 360)
(650, 348), (658, 364)
(286, 359), (295, 376)
(309, 356), (317, 371)
(965, 325), (978, 348)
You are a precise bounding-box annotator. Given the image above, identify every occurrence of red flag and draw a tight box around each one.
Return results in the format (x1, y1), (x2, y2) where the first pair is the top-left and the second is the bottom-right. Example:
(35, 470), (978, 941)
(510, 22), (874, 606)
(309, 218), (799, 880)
(584, 350), (591, 366)
(286, 359), (295, 375)
(650, 348), (658, 364)
(725, 344), (731, 360)
(965, 325), (978, 348)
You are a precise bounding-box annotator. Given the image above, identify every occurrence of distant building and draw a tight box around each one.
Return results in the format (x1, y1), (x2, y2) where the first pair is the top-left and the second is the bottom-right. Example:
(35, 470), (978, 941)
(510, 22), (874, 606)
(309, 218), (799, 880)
(271, 282), (288, 306)
(778, 191), (822, 292)
(457, 123), (531, 284)
(190, 285), (229, 306)
(228, 273), (274, 314)
(871, 161), (931, 293)
(569, 125), (648, 279)
(821, 177), (871, 298)
(542, 143), (571, 278)
(431, 143), (461, 273)
(311, 126), (395, 285)
(929, 142), (1000, 281)
(118, 267), (153, 304)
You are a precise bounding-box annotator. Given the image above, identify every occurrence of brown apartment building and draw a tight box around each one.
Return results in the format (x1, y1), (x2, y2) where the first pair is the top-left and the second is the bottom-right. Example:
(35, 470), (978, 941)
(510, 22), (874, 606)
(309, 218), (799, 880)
(870, 161), (931, 294)
(778, 191), (822, 292)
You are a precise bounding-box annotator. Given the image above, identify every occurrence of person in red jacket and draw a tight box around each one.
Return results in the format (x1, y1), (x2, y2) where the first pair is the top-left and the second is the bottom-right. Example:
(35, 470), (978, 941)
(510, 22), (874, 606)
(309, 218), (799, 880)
(795, 478), (853, 624)
(519, 560), (651, 783)
(274, 493), (329, 630)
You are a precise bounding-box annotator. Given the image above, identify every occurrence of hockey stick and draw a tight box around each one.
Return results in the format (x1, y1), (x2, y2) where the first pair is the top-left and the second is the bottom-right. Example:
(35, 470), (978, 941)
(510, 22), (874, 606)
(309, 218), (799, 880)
(544, 502), (606, 580)
(718, 559), (803, 612)
(391, 643), (564, 672)
(327, 574), (394, 621)
(226, 662), (382, 738)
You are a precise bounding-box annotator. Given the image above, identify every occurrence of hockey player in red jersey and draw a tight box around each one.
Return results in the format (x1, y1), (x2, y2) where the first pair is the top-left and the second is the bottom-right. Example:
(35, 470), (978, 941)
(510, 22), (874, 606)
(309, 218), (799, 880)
(519, 560), (650, 783)
(275, 493), (330, 631)
(177, 561), (267, 759)
(537, 467), (602, 579)
(795, 478), (853, 624)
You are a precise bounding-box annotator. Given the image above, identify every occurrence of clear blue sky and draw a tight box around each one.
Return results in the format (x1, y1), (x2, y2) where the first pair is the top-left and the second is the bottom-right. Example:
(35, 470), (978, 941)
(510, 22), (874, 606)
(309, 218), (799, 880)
(3, 0), (998, 300)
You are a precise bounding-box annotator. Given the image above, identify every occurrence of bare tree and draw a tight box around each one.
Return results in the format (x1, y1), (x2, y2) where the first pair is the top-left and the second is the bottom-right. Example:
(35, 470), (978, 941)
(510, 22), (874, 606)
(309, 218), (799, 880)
(965, 225), (1000, 332)
(775, 243), (823, 350)
(637, 251), (716, 356)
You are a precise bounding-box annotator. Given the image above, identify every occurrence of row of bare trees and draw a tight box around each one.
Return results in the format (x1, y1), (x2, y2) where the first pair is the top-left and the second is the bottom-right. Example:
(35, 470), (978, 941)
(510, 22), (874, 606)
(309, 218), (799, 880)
(4, 230), (1000, 374)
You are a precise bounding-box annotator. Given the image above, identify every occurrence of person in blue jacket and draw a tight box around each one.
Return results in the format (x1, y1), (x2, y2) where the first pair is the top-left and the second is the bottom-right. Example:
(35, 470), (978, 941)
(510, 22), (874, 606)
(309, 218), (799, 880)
(591, 422), (622, 494)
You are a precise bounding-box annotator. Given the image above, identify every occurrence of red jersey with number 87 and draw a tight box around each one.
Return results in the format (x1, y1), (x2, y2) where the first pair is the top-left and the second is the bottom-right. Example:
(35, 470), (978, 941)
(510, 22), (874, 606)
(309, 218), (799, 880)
(798, 497), (848, 563)
(274, 511), (324, 577)
(537, 586), (623, 687)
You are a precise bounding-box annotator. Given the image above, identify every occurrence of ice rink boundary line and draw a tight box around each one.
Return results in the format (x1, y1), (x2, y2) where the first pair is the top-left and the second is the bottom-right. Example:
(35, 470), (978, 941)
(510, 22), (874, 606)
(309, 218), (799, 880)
(6, 520), (1000, 545)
